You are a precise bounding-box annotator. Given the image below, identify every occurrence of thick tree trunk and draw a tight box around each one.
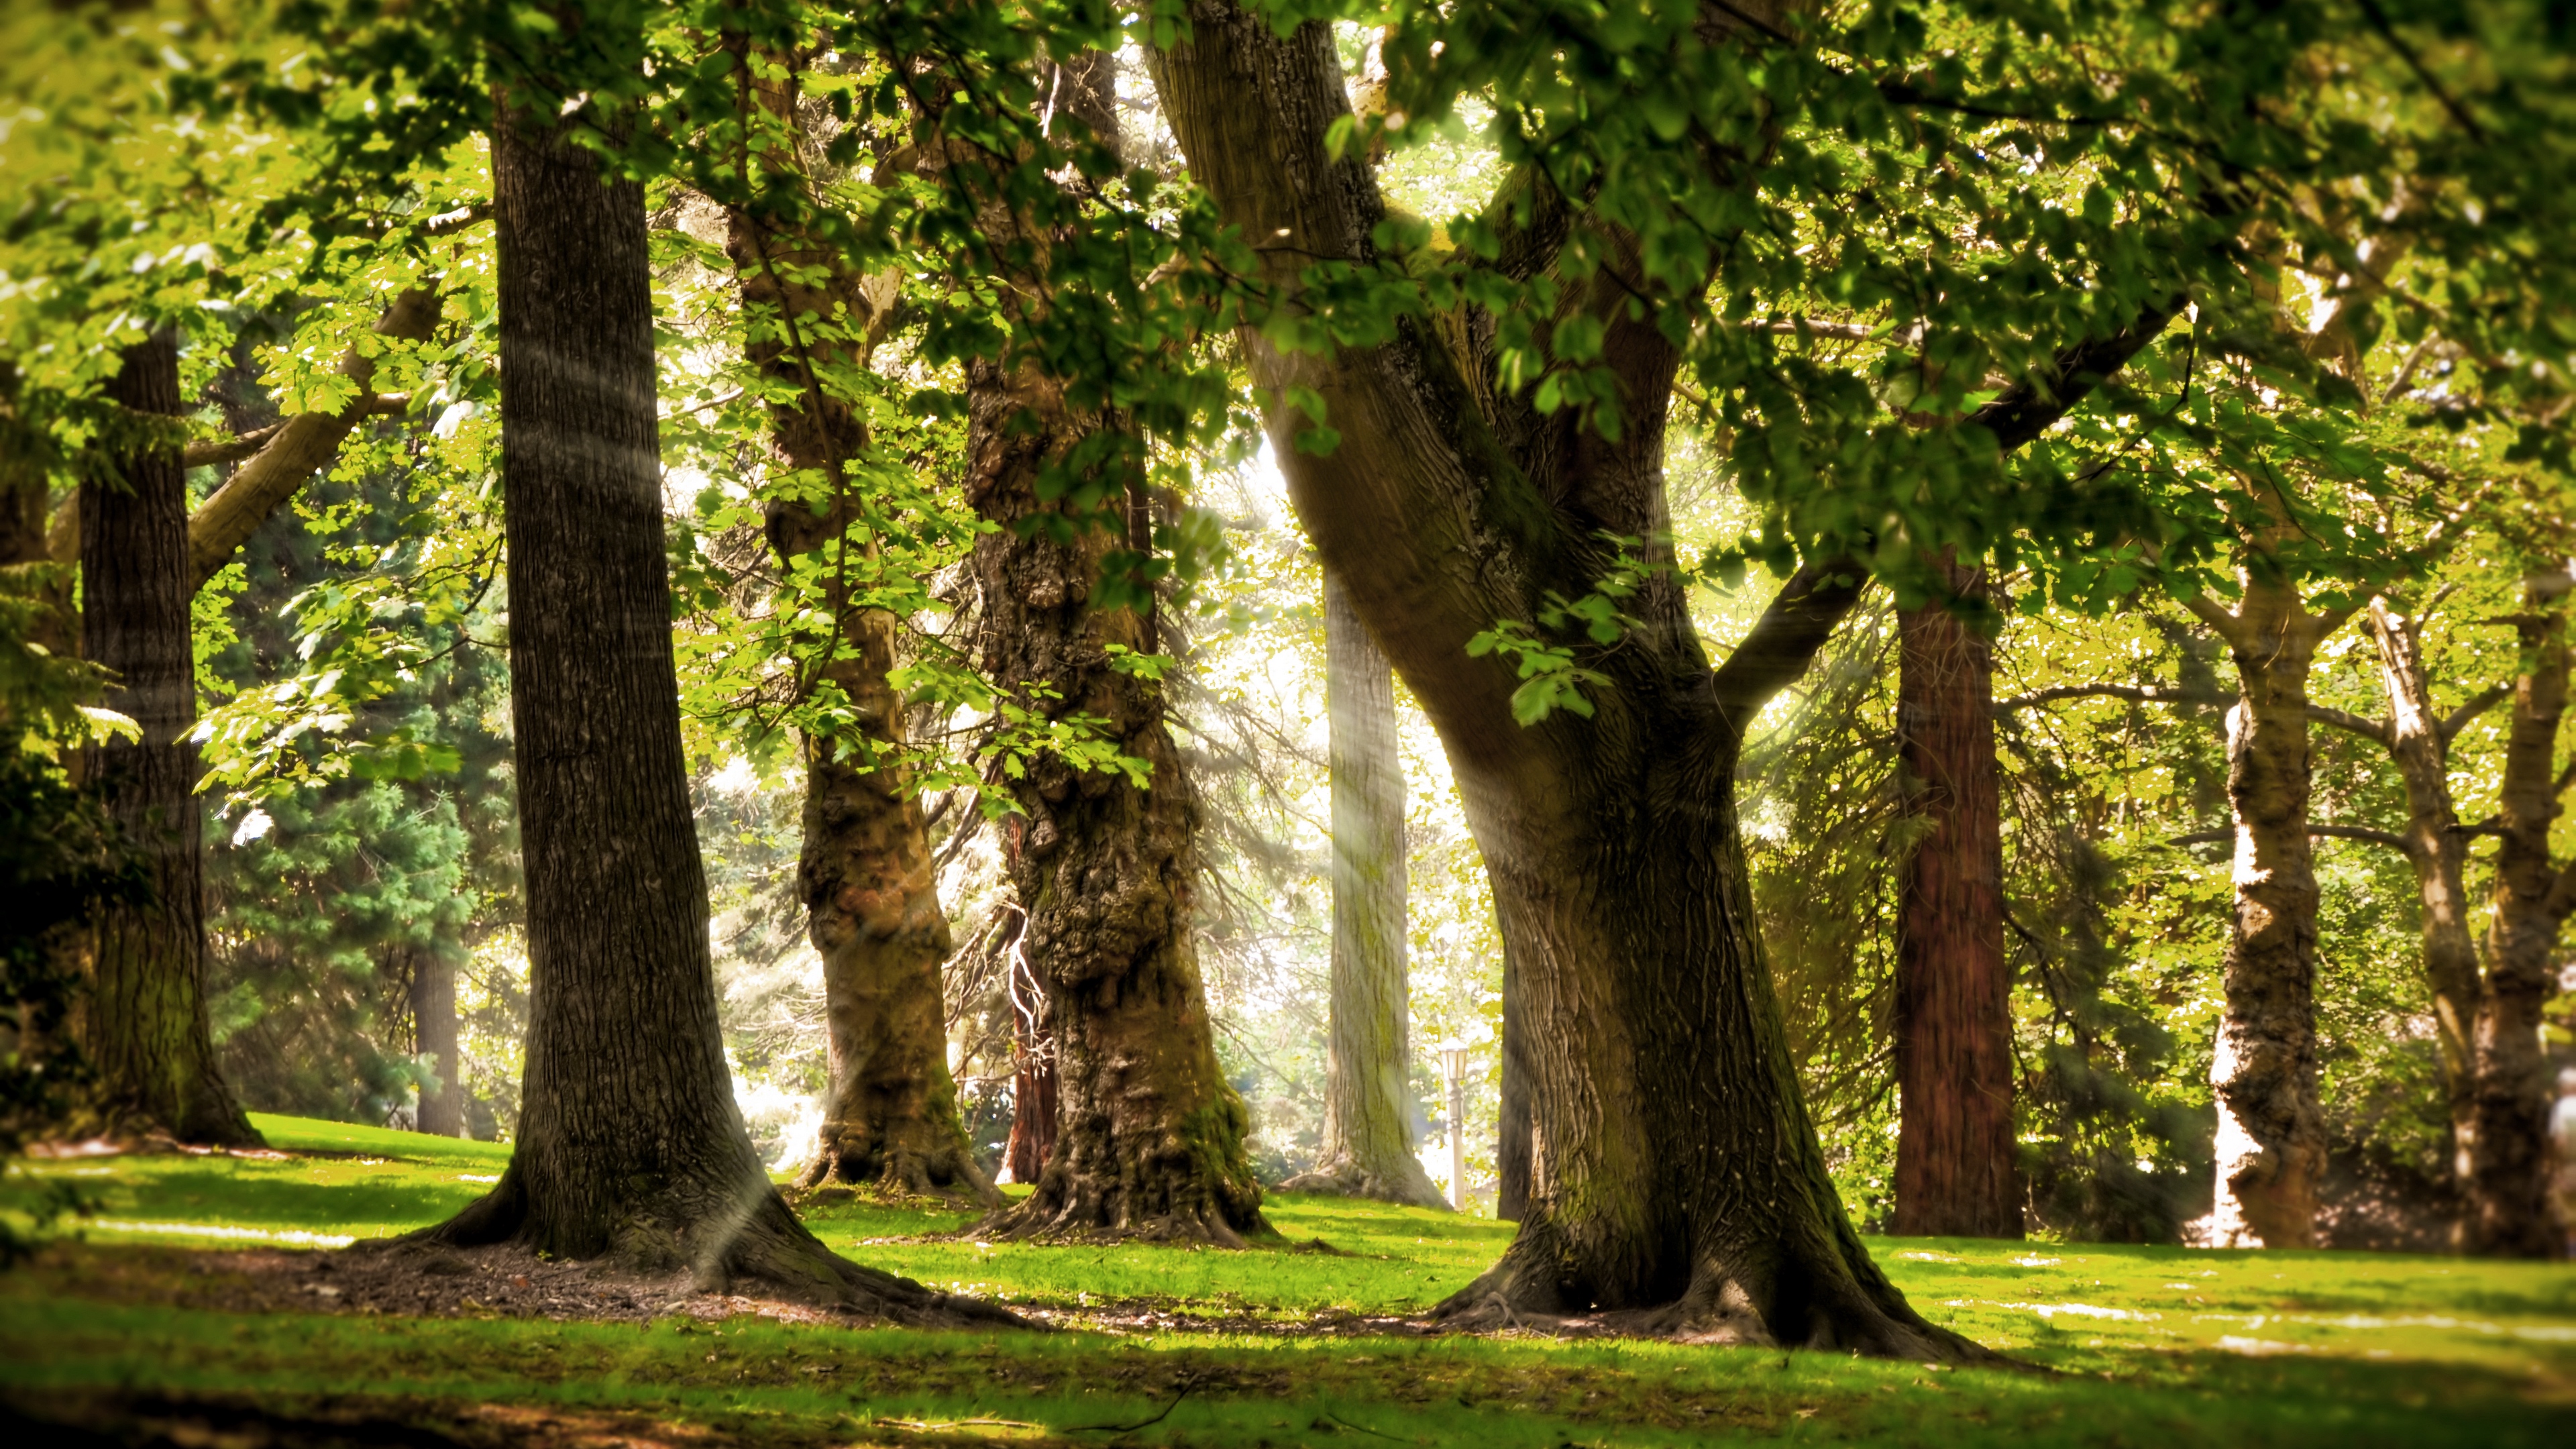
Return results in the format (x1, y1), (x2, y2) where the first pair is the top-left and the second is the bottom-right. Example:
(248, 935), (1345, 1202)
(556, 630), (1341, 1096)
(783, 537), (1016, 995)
(724, 56), (989, 1202)
(410, 949), (462, 1137)
(2470, 580), (2570, 1258)
(1282, 572), (1446, 1207)
(961, 352), (1266, 1244)
(2197, 574), (2333, 1249)
(76, 333), (260, 1148)
(1155, 1), (2156, 1352)
(1892, 561), (2021, 1238)
(2358, 598), (2483, 1212)
(417, 85), (998, 1321)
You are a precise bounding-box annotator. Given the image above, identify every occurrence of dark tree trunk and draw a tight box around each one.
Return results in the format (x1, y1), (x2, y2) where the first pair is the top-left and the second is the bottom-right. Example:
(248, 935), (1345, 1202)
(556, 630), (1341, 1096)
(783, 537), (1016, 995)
(2186, 561), (2341, 1249)
(1282, 572), (1446, 1207)
(724, 50), (989, 1202)
(77, 333), (259, 1148)
(411, 949), (462, 1138)
(1155, 1), (2162, 1351)
(417, 81), (1001, 1321)
(1892, 562), (2021, 1238)
(1496, 938), (1531, 1222)
(961, 351), (1265, 1244)
(2471, 578), (2571, 1258)
(998, 981), (1059, 1186)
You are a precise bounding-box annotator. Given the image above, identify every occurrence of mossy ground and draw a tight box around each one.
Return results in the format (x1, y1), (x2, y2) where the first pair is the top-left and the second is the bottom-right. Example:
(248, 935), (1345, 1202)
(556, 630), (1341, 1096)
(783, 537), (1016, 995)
(1, 1114), (2570, 1446)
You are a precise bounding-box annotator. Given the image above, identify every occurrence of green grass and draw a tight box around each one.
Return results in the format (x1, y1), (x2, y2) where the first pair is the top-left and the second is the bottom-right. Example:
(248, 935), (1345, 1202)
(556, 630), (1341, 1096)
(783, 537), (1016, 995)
(3, 1113), (2573, 1446)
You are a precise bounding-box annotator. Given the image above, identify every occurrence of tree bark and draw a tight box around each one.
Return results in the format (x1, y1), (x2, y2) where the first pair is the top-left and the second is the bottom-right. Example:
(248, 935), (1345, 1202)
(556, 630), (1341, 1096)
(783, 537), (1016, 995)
(724, 49), (989, 1202)
(416, 80), (1001, 1321)
(2470, 576), (2570, 1258)
(410, 949), (463, 1138)
(1496, 936), (1532, 1222)
(1281, 571), (1446, 1207)
(76, 333), (261, 1148)
(1892, 560), (2021, 1238)
(2186, 568), (2341, 1250)
(2351, 598), (2485, 1214)
(960, 350), (1267, 1243)
(997, 983), (1059, 1186)
(1154, 2), (2165, 1350)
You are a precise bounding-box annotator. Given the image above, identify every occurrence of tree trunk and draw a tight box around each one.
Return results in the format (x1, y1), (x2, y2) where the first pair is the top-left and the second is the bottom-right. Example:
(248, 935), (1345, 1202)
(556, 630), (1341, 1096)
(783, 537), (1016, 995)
(2470, 577), (2569, 1258)
(417, 80), (999, 1321)
(997, 955), (1059, 1187)
(1282, 571), (1446, 1207)
(410, 949), (462, 1138)
(1892, 561), (2021, 1238)
(724, 52), (989, 1202)
(1496, 936), (1531, 1222)
(2198, 573), (2333, 1249)
(2358, 598), (2483, 1214)
(77, 332), (260, 1148)
(961, 351), (1266, 1243)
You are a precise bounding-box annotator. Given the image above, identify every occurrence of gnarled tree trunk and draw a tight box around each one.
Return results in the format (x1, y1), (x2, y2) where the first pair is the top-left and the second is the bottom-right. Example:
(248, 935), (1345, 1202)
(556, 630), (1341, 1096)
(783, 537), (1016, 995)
(416, 76), (999, 1321)
(77, 333), (260, 1148)
(1154, 3), (2161, 1350)
(1892, 561), (2021, 1238)
(2471, 577), (2571, 1258)
(1282, 572), (1446, 1207)
(724, 48), (989, 1202)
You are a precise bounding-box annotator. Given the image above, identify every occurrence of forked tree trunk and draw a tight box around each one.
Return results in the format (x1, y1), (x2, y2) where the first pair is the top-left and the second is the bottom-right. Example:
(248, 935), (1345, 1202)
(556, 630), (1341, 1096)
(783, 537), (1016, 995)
(2353, 598), (2487, 1209)
(2186, 565), (2343, 1250)
(1148, 6), (2186, 1354)
(1282, 572), (1446, 1207)
(2471, 578), (2571, 1258)
(961, 351), (1265, 1244)
(1892, 561), (2021, 1238)
(417, 80), (999, 1321)
(411, 949), (463, 1137)
(724, 50), (988, 1201)
(77, 333), (260, 1148)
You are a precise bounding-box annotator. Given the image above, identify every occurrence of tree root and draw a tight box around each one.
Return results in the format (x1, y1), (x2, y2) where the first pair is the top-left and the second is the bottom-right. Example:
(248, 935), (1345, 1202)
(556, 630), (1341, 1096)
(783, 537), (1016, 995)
(791, 1138), (1000, 1209)
(1277, 1157), (1452, 1211)
(405, 1171), (1023, 1328)
(971, 1184), (1262, 1249)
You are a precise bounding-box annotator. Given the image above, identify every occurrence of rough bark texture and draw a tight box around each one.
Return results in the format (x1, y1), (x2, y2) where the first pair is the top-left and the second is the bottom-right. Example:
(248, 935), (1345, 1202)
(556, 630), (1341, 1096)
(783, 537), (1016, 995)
(2471, 578), (2571, 1258)
(2188, 566), (2341, 1250)
(410, 950), (463, 1138)
(1892, 561), (2021, 1238)
(961, 349), (1266, 1243)
(419, 87), (1001, 1322)
(724, 52), (989, 1202)
(1281, 572), (1446, 1208)
(1155, 4), (2161, 1350)
(2352, 598), (2486, 1214)
(1496, 937), (1531, 1223)
(76, 333), (260, 1148)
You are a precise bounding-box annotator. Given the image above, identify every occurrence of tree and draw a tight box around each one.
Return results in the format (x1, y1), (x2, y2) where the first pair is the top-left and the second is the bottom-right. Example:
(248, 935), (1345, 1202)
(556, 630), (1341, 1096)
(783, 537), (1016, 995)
(76, 332), (260, 1148)
(1892, 561), (2020, 1238)
(1283, 570), (1447, 1207)
(722, 36), (990, 1202)
(417, 25), (995, 1317)
(1152, 3), (2178, 1352)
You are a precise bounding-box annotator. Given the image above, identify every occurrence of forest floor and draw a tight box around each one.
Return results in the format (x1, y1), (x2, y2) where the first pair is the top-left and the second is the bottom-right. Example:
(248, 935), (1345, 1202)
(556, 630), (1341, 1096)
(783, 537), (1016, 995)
(0, 1115), (2570, 1446)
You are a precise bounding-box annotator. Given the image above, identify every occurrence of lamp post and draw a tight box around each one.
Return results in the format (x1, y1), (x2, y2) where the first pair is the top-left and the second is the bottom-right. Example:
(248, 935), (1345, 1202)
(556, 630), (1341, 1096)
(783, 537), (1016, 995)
(1439, 1039), (1468, 1211)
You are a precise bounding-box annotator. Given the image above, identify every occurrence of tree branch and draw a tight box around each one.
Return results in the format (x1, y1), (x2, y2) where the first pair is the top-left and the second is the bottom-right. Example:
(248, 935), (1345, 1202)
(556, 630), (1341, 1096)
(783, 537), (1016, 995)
(184, 290), (441, 591)
(1968, 299), (2184, 453)
(2440, 684), (2510, 743)
(1993, 681), (2225, 714)
(2308, 704), (2393, 747)
(1711, 557), (1870, 739)
(2169, 823), (2412, 854)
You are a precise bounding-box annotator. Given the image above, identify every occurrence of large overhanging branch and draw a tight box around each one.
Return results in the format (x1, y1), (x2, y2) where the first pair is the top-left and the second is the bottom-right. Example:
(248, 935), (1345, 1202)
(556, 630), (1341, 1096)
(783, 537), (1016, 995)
(1709, 556), (1869, 739)
(2169, 822), (2414, 855)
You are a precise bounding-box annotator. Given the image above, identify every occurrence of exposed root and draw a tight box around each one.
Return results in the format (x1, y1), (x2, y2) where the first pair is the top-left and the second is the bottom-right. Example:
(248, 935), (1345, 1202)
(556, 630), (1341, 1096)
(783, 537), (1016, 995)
(407, 1172), (1024, 1329)
(1277, 1157), (1453, 1211)
(790, 1134), (1000, 1209)
(971, 1181), (1264, 1248)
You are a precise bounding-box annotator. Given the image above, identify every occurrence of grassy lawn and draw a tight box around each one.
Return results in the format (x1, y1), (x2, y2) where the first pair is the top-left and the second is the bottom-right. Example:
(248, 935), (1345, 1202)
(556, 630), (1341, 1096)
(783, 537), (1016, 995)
(2, 1114), (2571, 1446)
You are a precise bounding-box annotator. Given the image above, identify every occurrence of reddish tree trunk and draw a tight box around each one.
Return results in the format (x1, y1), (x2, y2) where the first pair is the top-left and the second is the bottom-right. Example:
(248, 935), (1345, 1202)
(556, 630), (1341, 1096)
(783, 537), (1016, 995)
(1892, 564), (2021, 1238)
